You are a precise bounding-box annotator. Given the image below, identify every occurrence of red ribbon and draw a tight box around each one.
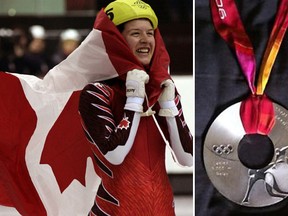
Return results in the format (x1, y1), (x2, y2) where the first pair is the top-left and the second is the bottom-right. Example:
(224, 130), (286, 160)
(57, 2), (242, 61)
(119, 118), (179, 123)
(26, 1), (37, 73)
(240, 94), (275, 135)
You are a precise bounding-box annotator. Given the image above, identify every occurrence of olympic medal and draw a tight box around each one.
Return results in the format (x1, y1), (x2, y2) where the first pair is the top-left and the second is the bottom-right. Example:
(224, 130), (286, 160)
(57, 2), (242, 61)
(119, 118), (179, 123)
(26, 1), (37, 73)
(203, 101), (288, 207)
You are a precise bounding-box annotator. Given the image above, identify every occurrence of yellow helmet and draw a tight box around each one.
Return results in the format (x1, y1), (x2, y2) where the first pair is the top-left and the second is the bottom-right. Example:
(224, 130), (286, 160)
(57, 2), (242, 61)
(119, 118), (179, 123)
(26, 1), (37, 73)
(104, 0), (158, 29)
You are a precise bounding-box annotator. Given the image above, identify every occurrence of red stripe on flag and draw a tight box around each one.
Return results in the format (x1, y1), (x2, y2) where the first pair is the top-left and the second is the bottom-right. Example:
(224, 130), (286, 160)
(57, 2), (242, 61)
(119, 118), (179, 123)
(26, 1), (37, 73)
(0, 72), (46, 215)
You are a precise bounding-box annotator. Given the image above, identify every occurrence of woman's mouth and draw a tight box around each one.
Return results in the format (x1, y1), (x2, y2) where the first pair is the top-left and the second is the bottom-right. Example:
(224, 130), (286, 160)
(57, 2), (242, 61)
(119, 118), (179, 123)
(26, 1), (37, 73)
(136, 48), (150, 54)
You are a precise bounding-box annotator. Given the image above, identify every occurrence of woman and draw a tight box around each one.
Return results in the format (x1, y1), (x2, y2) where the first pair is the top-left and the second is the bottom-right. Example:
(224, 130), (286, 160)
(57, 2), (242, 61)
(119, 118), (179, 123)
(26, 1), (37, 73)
(79, 0), (192, 215)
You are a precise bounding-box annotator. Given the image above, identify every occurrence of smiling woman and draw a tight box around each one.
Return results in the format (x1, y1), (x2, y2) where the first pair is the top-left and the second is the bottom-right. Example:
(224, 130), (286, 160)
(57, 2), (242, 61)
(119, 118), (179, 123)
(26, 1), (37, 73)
(78, 0), (193, 215)
(121, 19), (155, 67)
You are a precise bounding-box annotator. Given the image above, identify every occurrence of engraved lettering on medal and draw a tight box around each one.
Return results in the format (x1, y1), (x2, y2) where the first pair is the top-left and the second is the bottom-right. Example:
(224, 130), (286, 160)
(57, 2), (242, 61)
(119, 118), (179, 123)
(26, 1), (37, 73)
(275, 106), (288, 131)
(211, 161), (232, 176)
(215, 0), (227, 19)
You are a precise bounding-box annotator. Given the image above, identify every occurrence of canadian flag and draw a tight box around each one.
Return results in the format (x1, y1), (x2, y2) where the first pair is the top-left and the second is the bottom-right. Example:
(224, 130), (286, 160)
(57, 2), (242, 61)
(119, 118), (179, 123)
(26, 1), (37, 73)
(0, 9), (170, 216)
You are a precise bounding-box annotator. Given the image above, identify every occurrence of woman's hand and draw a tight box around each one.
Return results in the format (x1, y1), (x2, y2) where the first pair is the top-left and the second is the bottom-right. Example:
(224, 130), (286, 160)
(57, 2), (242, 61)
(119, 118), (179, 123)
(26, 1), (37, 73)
(158, 79), (178, 117)
(124, 69), (149, 112)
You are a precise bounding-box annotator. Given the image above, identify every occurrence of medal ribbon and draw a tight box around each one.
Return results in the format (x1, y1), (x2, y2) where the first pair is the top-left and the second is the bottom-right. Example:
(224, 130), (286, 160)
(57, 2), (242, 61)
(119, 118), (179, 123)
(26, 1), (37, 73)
(210, 0), (288, 95)
(210, 0), (288, 134)
(256, 2), (288, 95)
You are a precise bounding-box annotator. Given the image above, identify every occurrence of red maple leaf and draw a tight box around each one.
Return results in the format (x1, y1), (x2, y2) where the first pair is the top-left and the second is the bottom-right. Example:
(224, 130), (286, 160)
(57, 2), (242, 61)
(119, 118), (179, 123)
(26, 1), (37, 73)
(40, 91), (95, 193)
(117, 117), (130, 130)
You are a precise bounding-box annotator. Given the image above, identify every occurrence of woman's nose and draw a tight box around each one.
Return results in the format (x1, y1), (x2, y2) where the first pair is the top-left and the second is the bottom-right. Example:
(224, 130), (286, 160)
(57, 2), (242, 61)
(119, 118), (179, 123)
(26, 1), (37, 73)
(140, 33), (148, 43)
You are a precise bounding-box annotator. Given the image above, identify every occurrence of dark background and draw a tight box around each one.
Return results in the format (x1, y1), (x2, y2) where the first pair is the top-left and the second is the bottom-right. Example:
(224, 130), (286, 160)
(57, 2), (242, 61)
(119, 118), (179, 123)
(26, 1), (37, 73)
(196, 0), (288, 215)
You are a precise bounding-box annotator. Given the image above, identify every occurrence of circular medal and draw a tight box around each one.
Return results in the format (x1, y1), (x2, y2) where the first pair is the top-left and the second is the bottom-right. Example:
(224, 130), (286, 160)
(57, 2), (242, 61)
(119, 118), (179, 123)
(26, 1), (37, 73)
(203, 101), (288, 207)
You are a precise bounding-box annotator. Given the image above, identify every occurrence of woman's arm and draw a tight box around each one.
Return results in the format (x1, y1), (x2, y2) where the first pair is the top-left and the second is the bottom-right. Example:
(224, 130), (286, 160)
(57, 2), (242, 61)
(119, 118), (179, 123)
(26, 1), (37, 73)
(158, 79), (193, 167)
(79, 82), (140, 165)
(79, 69), (149, 165)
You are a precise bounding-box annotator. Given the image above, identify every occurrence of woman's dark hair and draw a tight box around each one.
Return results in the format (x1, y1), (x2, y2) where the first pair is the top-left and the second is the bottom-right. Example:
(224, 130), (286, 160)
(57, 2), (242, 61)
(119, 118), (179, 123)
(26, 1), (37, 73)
(117, 23), (125, 33)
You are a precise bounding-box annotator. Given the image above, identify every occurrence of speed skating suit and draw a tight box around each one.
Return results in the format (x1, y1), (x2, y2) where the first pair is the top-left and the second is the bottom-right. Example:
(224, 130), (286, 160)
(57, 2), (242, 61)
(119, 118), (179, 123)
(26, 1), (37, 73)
(79, 79), (192, 216)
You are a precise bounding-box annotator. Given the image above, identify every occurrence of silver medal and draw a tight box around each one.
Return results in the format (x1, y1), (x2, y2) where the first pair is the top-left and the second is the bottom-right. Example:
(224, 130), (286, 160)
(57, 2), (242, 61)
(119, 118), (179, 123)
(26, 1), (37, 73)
(204, 101), (288, 207)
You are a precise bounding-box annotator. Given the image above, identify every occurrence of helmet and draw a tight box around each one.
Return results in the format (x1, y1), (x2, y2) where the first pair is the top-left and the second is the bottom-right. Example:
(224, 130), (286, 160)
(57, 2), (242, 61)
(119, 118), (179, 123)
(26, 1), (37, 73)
(104, 0), (158, 29)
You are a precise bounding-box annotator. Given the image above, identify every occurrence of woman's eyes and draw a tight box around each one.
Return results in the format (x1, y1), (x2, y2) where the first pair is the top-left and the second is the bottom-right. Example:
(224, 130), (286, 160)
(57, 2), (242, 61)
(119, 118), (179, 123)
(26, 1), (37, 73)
(131, 32), (140, 36)
(130, 31), (154, 37)
(147, 31), (154, 36)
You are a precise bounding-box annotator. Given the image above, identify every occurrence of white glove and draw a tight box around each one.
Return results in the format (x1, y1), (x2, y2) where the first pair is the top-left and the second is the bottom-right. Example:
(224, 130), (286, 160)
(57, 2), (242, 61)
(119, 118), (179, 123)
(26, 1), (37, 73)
(158, 79), (179, 117)
(124, 69), (149, 112)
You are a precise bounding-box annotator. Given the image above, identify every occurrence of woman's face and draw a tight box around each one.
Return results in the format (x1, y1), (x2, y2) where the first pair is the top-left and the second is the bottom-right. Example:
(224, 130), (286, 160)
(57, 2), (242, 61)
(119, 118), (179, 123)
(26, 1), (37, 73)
(121, 19), (155, 67)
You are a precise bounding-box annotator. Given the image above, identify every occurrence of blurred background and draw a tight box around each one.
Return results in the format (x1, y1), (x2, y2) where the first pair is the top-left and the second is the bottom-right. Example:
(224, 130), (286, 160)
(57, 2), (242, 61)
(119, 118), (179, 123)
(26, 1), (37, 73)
(0, 0), (192, 215)
(0, 0), (192, 77)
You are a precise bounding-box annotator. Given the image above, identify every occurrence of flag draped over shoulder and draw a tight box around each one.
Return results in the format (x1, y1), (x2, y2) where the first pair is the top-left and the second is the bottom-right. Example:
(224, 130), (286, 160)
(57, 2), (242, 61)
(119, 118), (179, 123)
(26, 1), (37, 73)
(0, 9), (171, 216)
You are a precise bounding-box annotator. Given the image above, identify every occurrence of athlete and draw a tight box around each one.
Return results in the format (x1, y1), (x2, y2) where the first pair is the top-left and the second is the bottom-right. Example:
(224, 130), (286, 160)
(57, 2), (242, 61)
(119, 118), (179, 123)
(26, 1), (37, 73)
(78, 0), (193, 215)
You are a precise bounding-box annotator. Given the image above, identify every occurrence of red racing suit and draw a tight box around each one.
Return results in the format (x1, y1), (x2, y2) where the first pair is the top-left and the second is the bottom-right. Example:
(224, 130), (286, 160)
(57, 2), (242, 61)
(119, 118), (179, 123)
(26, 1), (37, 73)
(79, 79), (192, 216)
